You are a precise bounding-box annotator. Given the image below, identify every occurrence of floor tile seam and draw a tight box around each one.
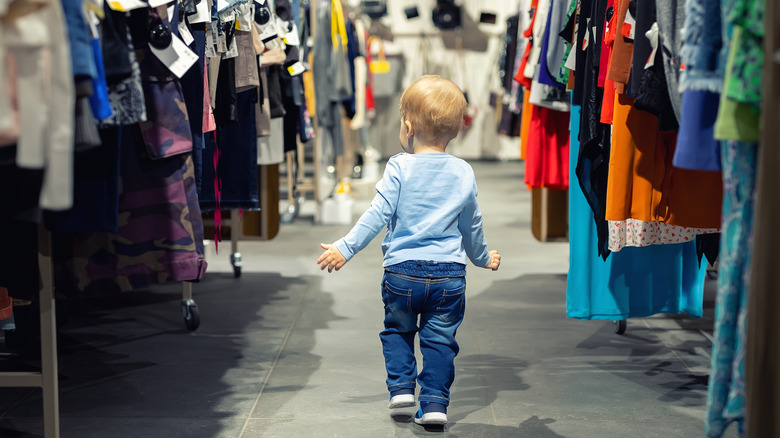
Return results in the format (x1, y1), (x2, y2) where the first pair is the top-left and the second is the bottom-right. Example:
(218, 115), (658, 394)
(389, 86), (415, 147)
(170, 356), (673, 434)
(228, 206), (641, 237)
(639, 318), (708, 374)
(237, 283), (313, 438)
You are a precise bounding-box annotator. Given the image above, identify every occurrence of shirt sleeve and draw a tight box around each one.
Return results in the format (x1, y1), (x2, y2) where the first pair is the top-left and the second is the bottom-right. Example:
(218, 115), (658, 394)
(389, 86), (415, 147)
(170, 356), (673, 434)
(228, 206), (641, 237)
(334, 158), (401, 261)
(458, 177), (491, 267)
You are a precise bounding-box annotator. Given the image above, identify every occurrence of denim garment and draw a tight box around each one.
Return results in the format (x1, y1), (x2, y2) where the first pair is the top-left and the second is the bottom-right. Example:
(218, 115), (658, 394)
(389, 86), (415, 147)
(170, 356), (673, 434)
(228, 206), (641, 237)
(60, 0), (97, 80)
(380, 270), (466, 406)
(385, 261), (466, 278)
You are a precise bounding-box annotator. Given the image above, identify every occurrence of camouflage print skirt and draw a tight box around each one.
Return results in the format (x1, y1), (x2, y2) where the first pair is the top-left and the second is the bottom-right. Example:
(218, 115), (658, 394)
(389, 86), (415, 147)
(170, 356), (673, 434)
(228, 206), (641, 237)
(55, 126), (207, 297)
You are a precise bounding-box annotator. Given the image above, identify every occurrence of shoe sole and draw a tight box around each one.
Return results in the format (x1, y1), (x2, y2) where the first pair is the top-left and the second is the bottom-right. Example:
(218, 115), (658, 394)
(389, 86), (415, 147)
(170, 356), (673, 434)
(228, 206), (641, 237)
(388, 394), (415, 409)
(414, 412), (447, 425)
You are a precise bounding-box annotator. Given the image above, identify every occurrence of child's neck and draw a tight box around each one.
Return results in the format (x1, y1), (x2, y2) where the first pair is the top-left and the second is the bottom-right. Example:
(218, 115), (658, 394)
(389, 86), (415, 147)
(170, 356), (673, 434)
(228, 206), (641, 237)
(411, 142), (447, 154)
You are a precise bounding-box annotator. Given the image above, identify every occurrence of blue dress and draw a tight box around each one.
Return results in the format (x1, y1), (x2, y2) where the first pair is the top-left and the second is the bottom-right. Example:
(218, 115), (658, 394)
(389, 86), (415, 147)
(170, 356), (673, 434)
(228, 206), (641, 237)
(566, 104), (707, 320)
(705, 141), (755, 438)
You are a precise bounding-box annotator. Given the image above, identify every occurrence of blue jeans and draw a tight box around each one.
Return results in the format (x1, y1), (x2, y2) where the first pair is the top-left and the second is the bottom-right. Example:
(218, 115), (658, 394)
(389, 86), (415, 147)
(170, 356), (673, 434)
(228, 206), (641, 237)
(380, 266), (466, 406)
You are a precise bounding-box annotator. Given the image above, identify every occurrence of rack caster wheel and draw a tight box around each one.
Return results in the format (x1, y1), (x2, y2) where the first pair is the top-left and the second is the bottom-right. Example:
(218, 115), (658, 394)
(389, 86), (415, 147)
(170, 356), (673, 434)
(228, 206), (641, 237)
(613, 319), (626, 335)
(181, 299), (200, 331)
(230, 252), (242, 278)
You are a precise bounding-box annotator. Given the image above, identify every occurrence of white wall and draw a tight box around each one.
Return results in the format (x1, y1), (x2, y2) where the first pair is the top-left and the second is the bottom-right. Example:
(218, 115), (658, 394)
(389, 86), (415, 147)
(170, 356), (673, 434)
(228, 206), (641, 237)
(360, 0), (522, 160)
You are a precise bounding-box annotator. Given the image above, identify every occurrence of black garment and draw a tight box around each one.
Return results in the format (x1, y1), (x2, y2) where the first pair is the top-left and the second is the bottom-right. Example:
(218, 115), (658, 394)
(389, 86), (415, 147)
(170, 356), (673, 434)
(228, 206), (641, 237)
(45, 127), (121, 233)
(199, 90), (259, 211)
(179, 25), (207, 192)
(628, 0), (655, 97)
(101, 7), (133, 84)
(634, 45), (679, 131)
(696, 233), (720, 267)
(499, 14), (521, 94)
(574, 0), (612, 260)
(214, 57), (238, 125)
(266, 66), (286, 118)
(0, 154), (43, 301)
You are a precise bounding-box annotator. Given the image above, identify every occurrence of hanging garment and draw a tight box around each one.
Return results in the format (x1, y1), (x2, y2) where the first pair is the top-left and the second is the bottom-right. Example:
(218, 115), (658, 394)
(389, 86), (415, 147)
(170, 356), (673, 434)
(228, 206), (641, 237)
(567, 102), (708, 320)
(674, 90), (722, 170)
(45, 127), (121, 233)
(199, 89), (260, 211)
(538, 0), (569, 87)
(3, 0), (75, 211)
(524, 105), (570, 190)
(179, 25), (207, 193)
(60, 0), (96, 81)
(605, 94), (721, 252)
(679, 0), (724, 93)
(54, 126), (207, 297)
(633, 40), (678, 131)
(99, 24), (147, 127)
(706, 141), (756, 438)
(605, 0), (634, 90)
(628, 0), (655, 97)
(655, 0), (685, 123)
(723, 0), (764, 107)
(714, 27), (761, 142)
(574, 0), (613, 259)
(674, 0), (723, 171)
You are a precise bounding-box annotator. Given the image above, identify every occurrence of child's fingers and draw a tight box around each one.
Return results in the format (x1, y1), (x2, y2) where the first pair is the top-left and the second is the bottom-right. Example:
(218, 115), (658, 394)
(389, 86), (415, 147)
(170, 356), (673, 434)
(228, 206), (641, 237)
(320, 243), (330, 249)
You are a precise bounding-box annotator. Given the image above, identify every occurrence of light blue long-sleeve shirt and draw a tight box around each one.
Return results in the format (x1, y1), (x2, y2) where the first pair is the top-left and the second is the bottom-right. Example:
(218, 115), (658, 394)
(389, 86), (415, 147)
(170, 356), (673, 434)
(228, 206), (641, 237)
(335, 153), (491, 268)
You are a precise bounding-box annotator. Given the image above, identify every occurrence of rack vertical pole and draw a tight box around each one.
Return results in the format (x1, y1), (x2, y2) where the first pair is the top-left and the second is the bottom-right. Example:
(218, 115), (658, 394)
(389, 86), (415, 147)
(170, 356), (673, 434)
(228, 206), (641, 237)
(37, 226), (60, 438)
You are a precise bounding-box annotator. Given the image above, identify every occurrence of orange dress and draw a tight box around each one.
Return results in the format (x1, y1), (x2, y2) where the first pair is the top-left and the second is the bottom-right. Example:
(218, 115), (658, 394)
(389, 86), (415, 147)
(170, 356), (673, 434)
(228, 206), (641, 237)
(605, 94), (722, 251)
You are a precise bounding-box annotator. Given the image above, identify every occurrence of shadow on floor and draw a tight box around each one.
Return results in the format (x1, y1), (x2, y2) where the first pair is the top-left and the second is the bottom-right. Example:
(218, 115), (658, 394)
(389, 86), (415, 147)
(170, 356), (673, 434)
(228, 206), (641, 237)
(0, 271), (338, 438)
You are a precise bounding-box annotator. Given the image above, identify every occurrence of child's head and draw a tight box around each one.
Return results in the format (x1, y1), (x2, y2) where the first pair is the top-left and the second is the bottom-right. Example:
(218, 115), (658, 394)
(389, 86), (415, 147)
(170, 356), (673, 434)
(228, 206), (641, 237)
(399, 75), (467, 146)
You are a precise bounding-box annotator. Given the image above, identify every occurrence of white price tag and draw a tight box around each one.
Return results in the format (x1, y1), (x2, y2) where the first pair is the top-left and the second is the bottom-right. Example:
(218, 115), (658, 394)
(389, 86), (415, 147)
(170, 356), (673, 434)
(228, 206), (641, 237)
(190, 0), (210, 24)
(205, 30), (217, 57)
(216, 30), (228, 53)
(179, 20), (195, 46)
(149, 33), (199, 78)
(283, 22), (300, 46)
(235, 3), (253, 31)
(106, 0), (146, 12)
(148, 0), (172, 8)
(223, 35), (239, 59)
(286, 61), (306, 76)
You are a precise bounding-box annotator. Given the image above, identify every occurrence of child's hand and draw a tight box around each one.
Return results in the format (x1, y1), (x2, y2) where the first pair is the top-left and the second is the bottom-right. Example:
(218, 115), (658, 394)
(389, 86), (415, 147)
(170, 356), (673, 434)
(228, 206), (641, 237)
(484, 250), (501, 271)
(316, 243), (347, 273)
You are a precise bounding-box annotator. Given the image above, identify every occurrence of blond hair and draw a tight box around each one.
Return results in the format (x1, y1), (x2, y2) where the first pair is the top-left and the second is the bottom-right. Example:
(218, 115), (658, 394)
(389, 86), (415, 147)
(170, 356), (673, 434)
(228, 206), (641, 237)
(399, 75), (467, 143)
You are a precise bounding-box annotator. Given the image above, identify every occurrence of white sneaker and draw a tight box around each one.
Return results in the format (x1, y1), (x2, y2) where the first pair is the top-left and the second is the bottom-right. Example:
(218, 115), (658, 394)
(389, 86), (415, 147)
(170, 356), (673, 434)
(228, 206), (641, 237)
(388, 394), (415, 408)
(413, 408), (447, 425)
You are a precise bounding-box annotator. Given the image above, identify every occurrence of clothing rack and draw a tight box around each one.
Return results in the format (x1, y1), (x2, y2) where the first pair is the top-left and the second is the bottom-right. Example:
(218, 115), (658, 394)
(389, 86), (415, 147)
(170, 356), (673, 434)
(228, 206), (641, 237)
(0, 226), (60, 437)
(0, 226), (201, 438)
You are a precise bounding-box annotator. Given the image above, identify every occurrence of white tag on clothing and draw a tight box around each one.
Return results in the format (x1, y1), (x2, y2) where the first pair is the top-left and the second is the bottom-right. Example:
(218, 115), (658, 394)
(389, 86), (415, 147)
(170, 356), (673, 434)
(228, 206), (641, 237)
(190, 0), (211, 24)
(179, 20), (195, 46)
(283, 22), (300, 46)
(148, 0), (173, 8)
(235, 3), (253, 31)
(565, 40), (577, 71)
(204, 29), (217, 57)
(286, 61), (306, 76)
(106, 0), (146, 12)
(224, 34), (239, 59)
(150, 33), (199, 78)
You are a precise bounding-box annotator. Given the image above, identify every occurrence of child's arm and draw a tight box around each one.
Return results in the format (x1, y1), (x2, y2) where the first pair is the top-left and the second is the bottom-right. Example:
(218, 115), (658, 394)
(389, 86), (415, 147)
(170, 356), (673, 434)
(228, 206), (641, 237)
(316, 159), (402, 273)
(458, 178), (493, 268)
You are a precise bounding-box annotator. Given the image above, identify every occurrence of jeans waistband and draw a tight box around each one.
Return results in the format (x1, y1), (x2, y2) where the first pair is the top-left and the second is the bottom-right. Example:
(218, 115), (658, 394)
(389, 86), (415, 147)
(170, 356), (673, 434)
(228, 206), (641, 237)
(385, 260), (466, 278)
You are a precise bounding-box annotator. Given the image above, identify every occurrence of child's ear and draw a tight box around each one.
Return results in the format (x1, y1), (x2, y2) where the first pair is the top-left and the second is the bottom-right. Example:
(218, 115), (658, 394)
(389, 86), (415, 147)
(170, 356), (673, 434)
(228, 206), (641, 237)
(404, 120), (414, 138)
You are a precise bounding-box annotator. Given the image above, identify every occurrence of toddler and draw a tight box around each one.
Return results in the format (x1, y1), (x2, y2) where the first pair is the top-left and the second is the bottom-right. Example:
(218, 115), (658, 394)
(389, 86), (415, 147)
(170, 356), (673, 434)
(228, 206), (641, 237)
(316, 75), (501, 426)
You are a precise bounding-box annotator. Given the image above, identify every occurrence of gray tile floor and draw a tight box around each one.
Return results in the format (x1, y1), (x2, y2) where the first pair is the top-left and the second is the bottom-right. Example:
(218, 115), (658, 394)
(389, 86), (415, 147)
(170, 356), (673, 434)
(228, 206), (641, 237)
(0, 161), (739, 437)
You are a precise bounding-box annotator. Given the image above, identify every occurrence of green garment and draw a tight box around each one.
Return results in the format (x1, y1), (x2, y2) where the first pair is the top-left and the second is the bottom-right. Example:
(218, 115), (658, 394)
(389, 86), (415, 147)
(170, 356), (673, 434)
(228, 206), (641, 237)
(714, 26), (761, 142)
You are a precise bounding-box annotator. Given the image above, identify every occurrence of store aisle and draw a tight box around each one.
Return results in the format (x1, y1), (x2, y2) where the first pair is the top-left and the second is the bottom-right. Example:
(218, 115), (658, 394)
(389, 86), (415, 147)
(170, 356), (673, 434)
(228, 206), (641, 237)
(0, 161), (735, 437)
